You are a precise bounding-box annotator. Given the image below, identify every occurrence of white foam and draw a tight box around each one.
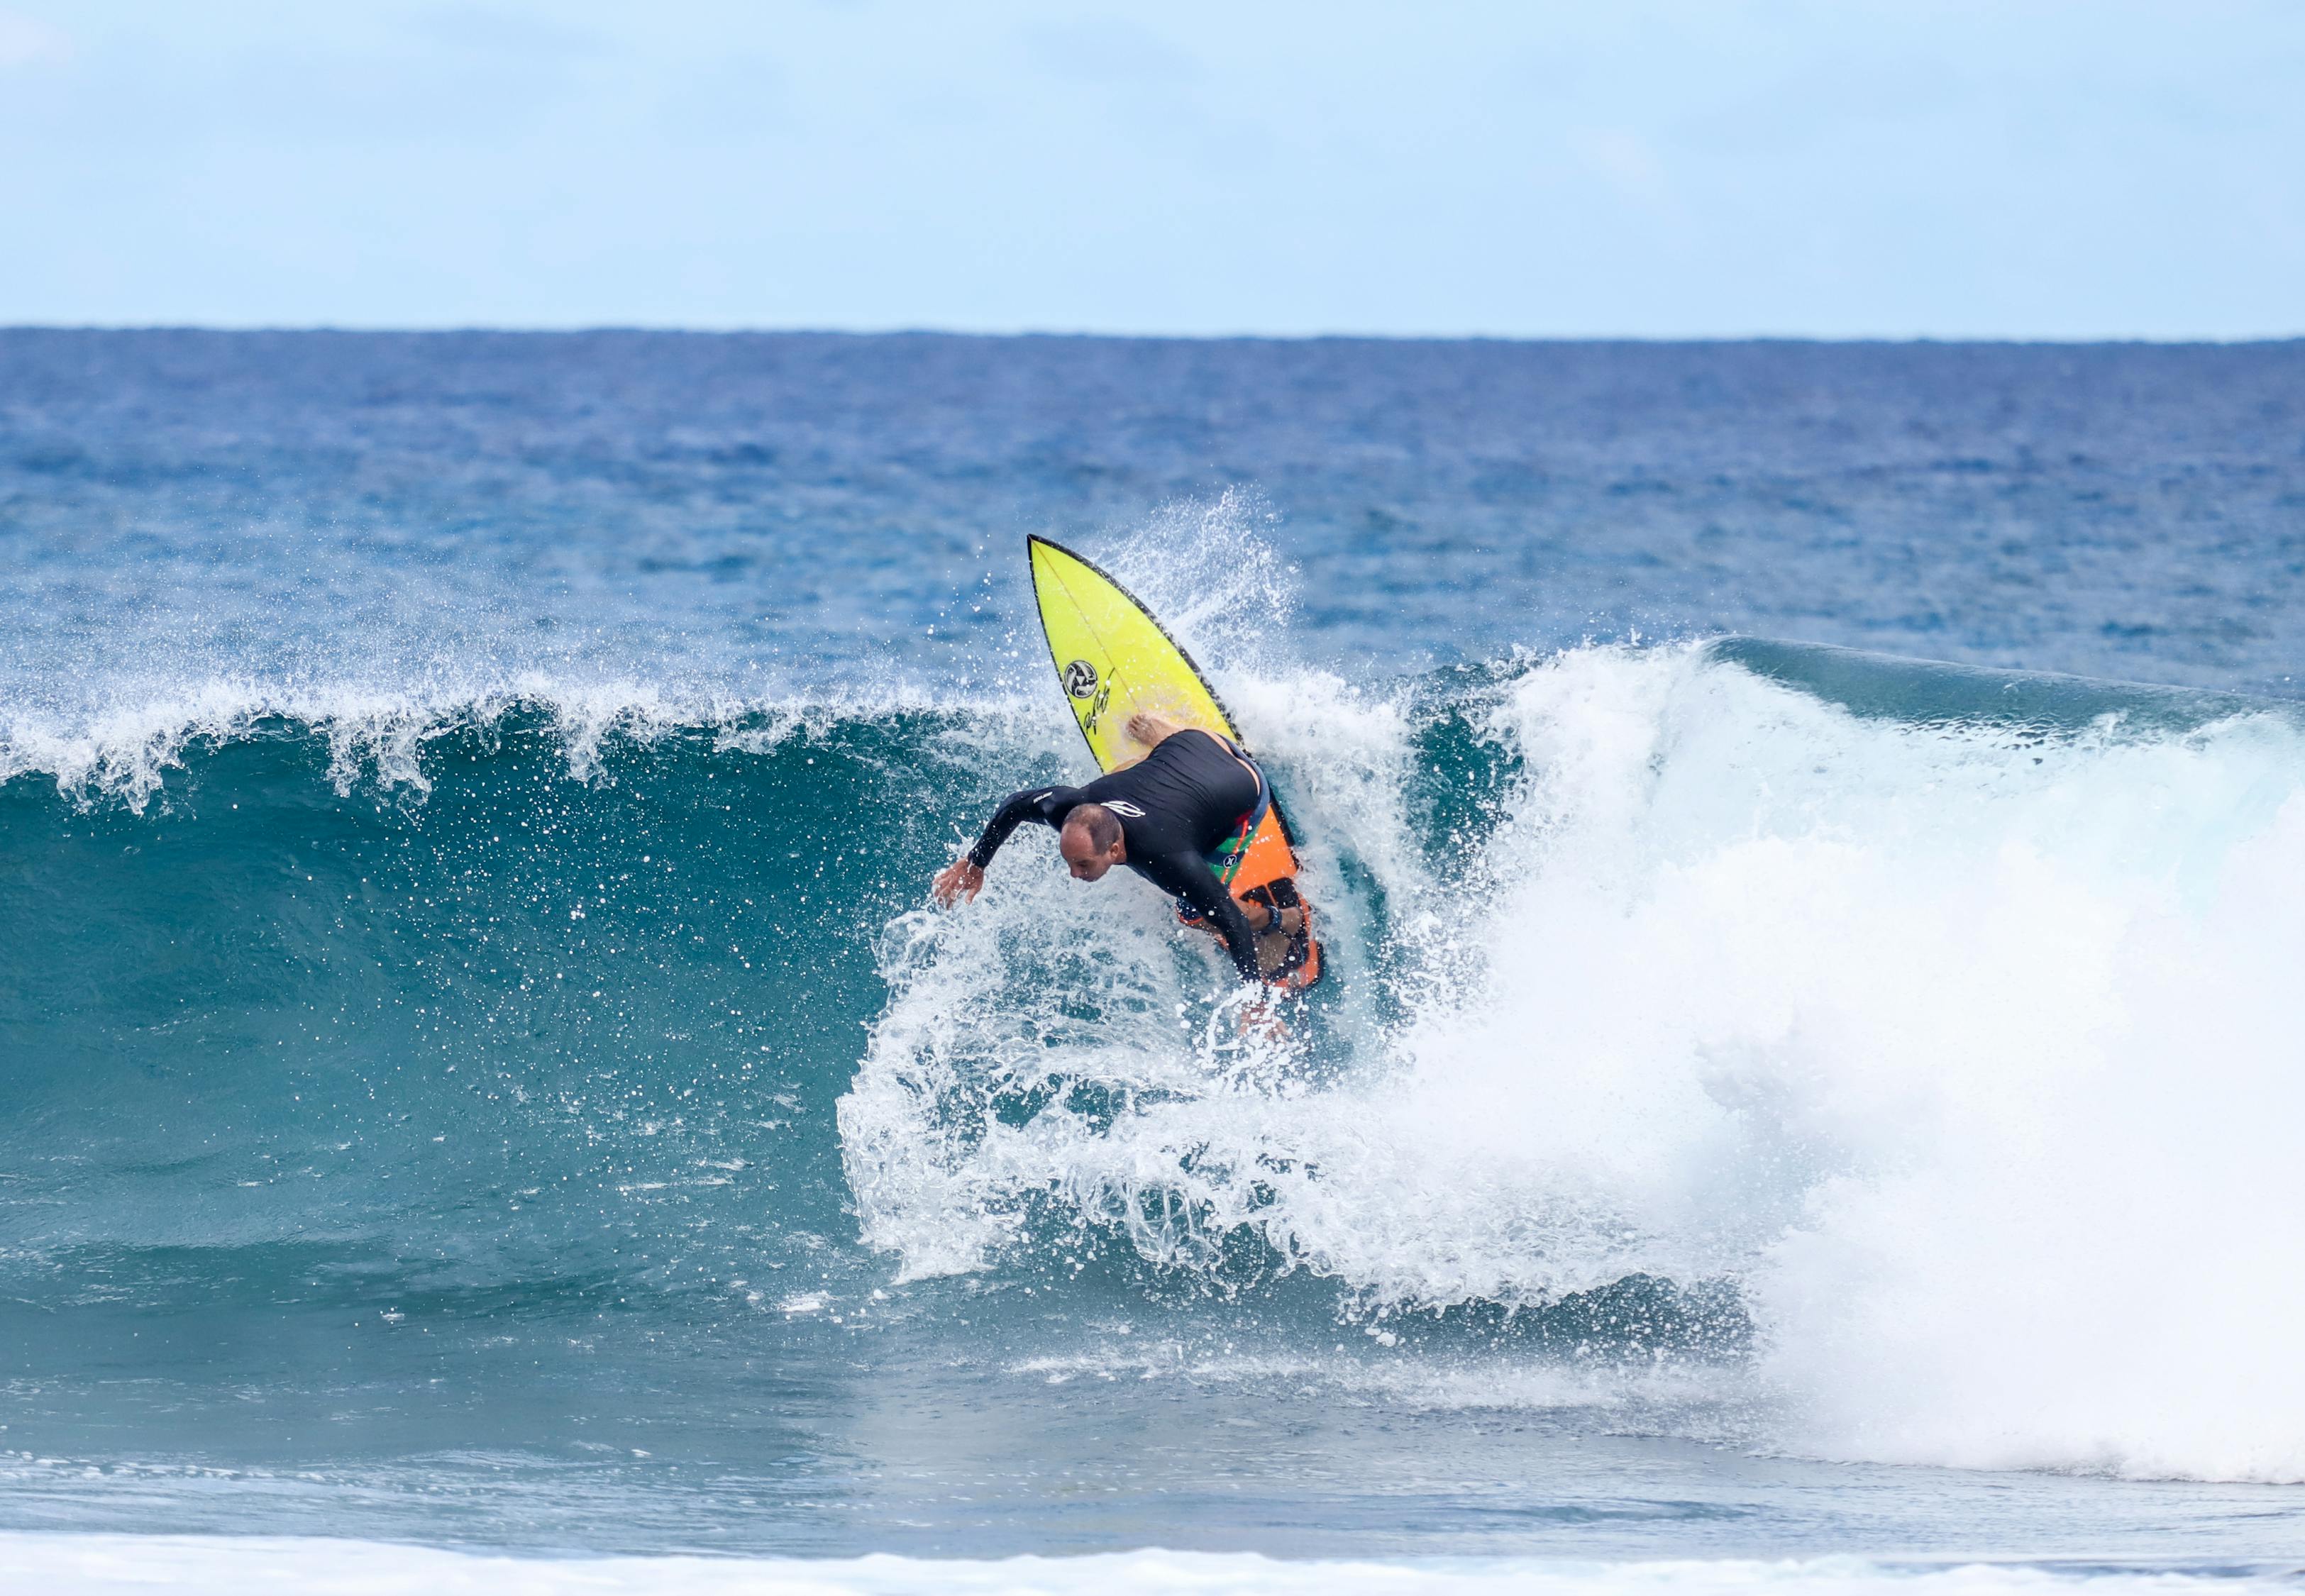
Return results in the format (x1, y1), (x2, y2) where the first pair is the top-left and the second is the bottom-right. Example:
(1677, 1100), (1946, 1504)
(844, 638), (2305, 1483)
(0, 1536), (2290, 1596)
(0, 673), (989, 810)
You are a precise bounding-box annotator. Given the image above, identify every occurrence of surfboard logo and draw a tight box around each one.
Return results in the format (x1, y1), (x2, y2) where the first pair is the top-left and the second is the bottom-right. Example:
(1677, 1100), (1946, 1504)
(1062, 660), (1098, 699)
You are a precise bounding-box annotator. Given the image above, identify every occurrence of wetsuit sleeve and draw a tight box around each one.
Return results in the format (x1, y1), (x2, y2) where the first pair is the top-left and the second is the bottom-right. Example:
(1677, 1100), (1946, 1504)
(966, 787), (1080, 869)
(1139, 852), (1263, 984)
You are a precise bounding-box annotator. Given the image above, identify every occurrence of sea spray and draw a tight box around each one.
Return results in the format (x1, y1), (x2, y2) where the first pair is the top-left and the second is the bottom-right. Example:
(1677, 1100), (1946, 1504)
(845, 639), (2305, 1482)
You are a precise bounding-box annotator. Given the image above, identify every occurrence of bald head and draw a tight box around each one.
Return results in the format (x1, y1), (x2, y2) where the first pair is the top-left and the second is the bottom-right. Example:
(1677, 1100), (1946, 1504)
(1058, 803), (1127, 881)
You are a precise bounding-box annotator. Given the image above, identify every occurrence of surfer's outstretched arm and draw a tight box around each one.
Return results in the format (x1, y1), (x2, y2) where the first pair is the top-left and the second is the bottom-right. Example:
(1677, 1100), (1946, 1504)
(968, 785), (1088, 868)
(1142, 853), (1263, 983)
(932, 785), (1083, 905)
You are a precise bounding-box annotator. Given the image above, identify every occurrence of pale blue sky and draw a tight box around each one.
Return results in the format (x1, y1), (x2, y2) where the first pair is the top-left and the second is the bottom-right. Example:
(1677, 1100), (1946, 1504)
(2, 1), (2300, 337)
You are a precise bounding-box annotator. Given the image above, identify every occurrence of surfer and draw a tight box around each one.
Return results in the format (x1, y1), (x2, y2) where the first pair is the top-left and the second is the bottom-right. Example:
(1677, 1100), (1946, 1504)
(931, 714), (1309, 986)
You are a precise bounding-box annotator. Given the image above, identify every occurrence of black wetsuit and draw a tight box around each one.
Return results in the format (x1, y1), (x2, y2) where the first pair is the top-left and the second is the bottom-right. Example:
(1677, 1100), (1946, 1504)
(968, 730), (1265, 982)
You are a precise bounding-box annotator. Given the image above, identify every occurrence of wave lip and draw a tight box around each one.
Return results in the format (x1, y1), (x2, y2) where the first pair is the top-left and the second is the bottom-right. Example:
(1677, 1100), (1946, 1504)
(1707, 637), (2285, 733)
(0, 672), (995, 808)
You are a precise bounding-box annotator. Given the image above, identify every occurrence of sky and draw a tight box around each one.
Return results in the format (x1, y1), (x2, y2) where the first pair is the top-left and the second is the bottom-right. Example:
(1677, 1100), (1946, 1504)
(1, 0), (2301, 338)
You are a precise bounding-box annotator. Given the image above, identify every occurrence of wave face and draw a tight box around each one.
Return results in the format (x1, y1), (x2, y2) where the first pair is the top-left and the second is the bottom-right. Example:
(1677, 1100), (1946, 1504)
(10, 635), (2305, 1509)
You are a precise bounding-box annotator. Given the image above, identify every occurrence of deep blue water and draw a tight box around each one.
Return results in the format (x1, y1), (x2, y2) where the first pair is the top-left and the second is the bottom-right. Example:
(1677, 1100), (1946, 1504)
(7, 331), (2305, 711)
(4, 331), (2305, 1566)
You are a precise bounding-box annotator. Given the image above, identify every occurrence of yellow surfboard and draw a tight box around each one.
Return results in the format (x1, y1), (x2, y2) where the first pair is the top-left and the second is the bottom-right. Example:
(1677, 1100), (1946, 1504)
(1027, 535), (1322, 989)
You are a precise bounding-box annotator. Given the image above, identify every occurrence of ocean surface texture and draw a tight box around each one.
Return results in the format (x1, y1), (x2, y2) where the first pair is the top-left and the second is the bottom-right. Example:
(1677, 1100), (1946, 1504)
(4, 331), (2305, 1590)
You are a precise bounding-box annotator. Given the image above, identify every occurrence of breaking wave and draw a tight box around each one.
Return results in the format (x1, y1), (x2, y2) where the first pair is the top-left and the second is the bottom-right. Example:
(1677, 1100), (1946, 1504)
(9, 624), (2305, 1485)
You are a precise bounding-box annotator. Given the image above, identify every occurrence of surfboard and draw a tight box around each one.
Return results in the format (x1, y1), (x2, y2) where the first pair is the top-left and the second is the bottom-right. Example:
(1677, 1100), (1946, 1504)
(1026, 535), (1323, 990)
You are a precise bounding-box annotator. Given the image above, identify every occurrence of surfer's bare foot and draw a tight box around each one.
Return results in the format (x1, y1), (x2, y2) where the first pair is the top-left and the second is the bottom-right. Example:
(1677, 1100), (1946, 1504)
(1237, 996), (1288, 1041)
(1126, 712), (1183, 748)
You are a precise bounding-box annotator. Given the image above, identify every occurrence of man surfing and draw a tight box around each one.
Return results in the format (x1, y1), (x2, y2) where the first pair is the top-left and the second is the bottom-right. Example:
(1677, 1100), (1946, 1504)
(931, 714), (1313, 987)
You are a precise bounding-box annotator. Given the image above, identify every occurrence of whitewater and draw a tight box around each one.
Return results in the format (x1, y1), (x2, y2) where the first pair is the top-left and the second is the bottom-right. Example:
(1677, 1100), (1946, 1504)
(6, 331), (2305, 1587)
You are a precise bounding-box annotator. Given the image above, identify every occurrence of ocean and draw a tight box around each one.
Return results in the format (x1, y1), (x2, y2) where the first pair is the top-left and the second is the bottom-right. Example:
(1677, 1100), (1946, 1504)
(4, 330), (2305, 1592)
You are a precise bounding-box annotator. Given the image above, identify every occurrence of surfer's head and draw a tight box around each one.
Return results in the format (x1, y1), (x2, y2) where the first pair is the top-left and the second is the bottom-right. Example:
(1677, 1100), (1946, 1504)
(1058, 804), (1126, 881)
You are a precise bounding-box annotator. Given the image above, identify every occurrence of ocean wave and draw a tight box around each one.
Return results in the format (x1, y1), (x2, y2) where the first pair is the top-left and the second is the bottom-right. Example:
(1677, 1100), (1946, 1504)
(11, 638), (2305, 1483)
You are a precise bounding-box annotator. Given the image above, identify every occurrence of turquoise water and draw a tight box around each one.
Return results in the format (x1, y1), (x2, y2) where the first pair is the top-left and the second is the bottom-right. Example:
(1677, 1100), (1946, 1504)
(5, 333), (2305, 1573)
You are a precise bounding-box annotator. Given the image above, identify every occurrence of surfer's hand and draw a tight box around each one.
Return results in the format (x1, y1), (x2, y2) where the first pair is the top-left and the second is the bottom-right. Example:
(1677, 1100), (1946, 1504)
(932, 858), (985, 907)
